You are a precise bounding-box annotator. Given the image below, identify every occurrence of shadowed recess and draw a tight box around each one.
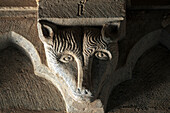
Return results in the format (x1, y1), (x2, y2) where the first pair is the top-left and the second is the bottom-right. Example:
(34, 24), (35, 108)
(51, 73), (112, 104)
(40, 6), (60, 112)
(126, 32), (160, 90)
(107, 44), (170, 112)
(131, 0), (170, 6)
(0, 47), (66, 112)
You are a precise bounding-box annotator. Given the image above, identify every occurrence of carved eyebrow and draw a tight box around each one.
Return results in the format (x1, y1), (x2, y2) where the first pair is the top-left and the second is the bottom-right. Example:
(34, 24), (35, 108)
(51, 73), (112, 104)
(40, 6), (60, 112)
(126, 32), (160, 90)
(53, 30), (80, 55)
(83, 29), (108, 56)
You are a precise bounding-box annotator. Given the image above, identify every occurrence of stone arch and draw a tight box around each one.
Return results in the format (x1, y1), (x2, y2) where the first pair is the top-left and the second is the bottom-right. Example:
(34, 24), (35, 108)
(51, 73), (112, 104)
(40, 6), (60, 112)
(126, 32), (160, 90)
(106, 29), (170, 112)
(126, 29), (170, 78)
(0, 32), (63, 93)
(0, 31), (41, 70)
(0, 31), (66, 111)
(0, 31), (71, 110)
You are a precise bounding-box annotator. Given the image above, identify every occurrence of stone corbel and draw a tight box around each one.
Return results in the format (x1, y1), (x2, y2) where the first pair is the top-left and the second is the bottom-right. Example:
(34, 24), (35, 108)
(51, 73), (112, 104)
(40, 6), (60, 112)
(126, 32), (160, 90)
(36, 19), (170, 112)
(37, 19), (125, 113)
(36, 0), (127, 112)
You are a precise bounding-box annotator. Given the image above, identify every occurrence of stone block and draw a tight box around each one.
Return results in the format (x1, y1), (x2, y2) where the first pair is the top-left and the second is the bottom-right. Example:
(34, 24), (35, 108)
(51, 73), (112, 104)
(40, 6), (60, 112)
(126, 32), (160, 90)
(38, 0), (125, 26)
(0, 9), (46, 64)
(0, 0), (37, 7)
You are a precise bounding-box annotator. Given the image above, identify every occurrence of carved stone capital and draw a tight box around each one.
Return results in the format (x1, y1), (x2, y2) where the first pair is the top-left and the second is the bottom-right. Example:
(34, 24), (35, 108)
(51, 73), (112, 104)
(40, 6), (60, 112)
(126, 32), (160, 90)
(37, 0), (126, 112)
(37, 19), (126, 112)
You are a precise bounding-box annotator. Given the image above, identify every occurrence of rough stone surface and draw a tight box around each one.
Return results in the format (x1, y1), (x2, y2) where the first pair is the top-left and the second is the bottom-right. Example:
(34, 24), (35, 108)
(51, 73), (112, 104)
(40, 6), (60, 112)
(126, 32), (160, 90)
(107, 44), (170, 113)
(0, 109), (65, 113)
(0, 0), (37, 7)
(0, 11), (46, 65)
(118, 10), (170, 68)
(106, 10), (170, 113)
(38, 0), (125, 18)
(0, 47), (65, 112)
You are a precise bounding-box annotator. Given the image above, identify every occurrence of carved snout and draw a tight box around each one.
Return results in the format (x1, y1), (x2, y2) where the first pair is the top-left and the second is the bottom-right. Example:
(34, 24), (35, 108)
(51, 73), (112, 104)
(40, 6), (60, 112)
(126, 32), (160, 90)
(75, 57), (92, 97)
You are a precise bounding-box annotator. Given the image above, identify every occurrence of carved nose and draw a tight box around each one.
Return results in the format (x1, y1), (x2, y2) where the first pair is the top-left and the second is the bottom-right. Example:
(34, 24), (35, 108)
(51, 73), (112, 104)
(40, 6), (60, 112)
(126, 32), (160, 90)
(76, 58), (84, 90)
(77, 64), (90, 94)
(76, 57), (91, 95)
(77, 88), (92, 96)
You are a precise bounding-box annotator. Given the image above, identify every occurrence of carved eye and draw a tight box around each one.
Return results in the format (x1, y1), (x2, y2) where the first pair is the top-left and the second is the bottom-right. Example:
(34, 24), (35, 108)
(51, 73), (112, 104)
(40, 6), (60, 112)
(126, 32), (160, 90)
(95, 51), (109, 60)
(60, 54), (74, 63)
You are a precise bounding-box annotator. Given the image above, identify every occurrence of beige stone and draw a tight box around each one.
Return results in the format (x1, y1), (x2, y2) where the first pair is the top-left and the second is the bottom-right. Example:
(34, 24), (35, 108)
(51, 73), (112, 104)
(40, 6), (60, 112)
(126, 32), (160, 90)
(0, 0), (37, 7)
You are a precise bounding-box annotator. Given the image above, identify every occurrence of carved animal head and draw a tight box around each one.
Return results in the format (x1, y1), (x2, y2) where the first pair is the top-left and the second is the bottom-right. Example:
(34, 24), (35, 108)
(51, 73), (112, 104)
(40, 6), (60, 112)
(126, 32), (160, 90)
(38, 20), (120, 102)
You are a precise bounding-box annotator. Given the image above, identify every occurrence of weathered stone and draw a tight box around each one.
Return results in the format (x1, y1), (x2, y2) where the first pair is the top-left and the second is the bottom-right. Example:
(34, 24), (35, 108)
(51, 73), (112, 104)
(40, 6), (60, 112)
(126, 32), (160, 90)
(37, 20), (121, 113)
(38, 0), (125, 18)
(37, 0), (126, 112)
(0, 0), (169, 113)
(107, 44), (170, 113)
(0, 0), (37, 7)
(0, 47), (65, 112)
(0, 9), (46, 64)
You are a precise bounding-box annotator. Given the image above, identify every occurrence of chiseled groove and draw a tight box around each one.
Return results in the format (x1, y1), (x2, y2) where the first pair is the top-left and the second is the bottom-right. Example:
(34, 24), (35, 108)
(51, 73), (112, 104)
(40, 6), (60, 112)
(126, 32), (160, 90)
(83, 33), (90, 56)
(55, 34), (59, 52)
(65, 31), (68, 52)
(84, 34), (91, 56)
(64, 31), (68, 52)
(53, 28), (108, 56)
(53, 30), (79, 54)
(68, 31), (73, 52)
(98, 35), (107, 48)
(61, 31), (66, 53)
(89, 34), (96, 45)
(83, 29), (108, 56)
(71, 32), (79, 54)
(83, 34), (88, 56)
(84, 37), (94, 56)
(58, 32), (62, 53)
(69, 31), (75, 52)
(61, 31), (66, 52)
(56, 33), (60, 53)
(65, 33), (69, 51)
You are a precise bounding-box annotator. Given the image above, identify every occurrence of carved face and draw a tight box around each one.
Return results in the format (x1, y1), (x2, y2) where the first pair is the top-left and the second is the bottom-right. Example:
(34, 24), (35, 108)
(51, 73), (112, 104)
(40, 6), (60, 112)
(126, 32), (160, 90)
(38, 20), (120, 102)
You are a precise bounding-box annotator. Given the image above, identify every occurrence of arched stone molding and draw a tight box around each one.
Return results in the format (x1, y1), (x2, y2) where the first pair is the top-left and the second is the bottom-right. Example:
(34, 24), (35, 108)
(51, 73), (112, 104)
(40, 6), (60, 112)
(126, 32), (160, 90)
(126, 29), (162, 78)
(113, 29), (170, 84)
(126, 29), (170, 78)
(0, 31), (66, 103)
(104, 29), (170, 109)
(0, 32), (68, 111)
(0, 31), (41, 70)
